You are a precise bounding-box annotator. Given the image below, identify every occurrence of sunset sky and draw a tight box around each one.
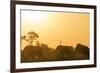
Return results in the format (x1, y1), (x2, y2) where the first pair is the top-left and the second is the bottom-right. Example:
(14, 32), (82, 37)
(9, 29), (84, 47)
(21, 10), (89, 50)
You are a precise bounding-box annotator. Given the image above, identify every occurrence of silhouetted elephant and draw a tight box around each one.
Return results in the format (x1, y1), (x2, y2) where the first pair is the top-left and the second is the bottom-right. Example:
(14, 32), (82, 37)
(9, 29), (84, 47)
(75, 43), (89, 59)
(21, 45), (43, 62)
(56, 45), (74, 60)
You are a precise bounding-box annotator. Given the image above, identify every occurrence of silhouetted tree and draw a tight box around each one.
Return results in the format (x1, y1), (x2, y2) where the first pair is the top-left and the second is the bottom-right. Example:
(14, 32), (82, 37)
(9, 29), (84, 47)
(27, 31), (39, 45)
(21, 35), (26, 40)
(21, 31), (39, 46)
(36, 41), (40, 46)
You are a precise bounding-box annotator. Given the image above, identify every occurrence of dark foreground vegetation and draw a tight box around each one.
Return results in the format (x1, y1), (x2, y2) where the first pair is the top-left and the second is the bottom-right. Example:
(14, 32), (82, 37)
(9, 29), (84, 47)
(21, 43), (89, 63)
(21, 31), (89, 63)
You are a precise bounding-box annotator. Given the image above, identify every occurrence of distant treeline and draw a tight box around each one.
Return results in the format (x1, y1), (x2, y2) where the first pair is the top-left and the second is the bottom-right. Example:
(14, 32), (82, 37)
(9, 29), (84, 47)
(21, 43), (89, 63)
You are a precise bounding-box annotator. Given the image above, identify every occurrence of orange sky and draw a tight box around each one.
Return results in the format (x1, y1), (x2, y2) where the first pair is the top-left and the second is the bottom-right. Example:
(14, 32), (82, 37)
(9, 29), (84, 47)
(21, 10), (90, 50)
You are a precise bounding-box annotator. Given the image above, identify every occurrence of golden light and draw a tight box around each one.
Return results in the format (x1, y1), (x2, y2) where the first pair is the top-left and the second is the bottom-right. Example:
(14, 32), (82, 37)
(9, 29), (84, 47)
(21, 11), (89, 49)
(22, 11), (48, 25)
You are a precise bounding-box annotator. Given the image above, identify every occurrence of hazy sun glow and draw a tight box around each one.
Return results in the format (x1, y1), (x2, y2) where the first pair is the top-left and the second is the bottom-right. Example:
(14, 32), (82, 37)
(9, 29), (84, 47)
(22, 11), (48, 25)
(21, 10), (89, 50)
